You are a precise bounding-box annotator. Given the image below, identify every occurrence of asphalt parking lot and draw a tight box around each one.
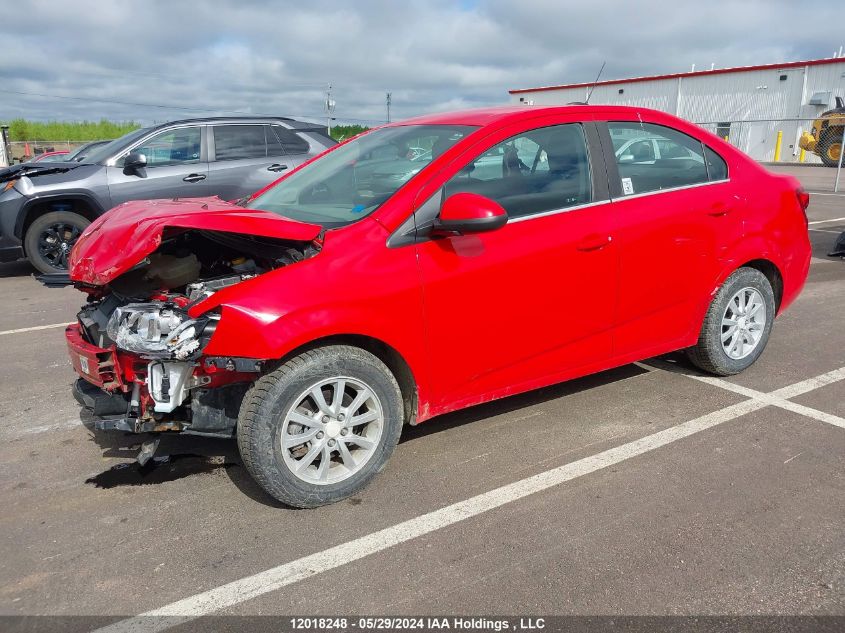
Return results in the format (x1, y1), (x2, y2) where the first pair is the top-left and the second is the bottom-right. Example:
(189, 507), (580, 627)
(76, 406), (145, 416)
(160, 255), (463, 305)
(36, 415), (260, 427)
(0, 166), (843, 631)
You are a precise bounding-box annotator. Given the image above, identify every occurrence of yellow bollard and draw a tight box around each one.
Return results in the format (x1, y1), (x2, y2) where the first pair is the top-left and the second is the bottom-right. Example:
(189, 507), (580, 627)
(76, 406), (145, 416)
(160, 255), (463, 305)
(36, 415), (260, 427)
(774, 130), (783, 162)
(799, 147), (806, 162)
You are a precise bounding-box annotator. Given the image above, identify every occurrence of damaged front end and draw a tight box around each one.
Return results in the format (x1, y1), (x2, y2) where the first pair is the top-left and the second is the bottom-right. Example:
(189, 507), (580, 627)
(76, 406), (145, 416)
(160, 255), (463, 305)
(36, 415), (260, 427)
(55, 199), (322, 447)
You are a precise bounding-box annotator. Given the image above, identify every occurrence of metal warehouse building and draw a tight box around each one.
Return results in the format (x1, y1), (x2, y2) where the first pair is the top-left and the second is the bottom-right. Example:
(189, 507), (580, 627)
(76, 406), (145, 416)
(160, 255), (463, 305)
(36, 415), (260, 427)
(509, 57), (845, 163)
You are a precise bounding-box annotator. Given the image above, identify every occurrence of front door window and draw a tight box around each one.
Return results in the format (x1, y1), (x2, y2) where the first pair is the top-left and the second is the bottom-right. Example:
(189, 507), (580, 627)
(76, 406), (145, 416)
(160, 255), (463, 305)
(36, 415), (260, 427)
(123, 127), (201, 167)
(444, 123), (592, 220)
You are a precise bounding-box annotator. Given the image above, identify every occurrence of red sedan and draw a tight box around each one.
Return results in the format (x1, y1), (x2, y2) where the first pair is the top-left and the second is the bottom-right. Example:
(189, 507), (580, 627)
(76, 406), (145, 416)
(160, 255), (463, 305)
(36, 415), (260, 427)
(61, 105), (811, 507)
(27, 150), (69, 163)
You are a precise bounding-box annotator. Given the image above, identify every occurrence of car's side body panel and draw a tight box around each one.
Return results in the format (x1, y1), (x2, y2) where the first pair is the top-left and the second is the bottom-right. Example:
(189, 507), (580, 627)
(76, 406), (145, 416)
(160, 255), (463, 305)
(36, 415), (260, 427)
(62, 106), (812, 428)
(174, 107), (811, 424)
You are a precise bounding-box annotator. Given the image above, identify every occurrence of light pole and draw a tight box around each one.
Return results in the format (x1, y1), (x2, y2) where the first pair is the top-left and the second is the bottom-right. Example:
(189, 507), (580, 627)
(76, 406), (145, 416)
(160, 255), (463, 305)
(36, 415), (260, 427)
(325, 84), (336, 136)
(386, 92), (392, 123)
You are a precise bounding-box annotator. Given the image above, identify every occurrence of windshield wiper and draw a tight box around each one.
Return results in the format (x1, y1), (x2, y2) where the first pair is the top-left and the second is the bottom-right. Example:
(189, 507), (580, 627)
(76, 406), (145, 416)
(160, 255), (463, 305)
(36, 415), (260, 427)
(0, 164), (73, 183)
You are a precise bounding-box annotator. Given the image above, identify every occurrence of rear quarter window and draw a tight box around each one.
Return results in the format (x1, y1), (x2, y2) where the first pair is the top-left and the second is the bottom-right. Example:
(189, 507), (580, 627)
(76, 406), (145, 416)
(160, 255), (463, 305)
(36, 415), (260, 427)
(273, 127), (310, 155)
(704, 145), (728, 181)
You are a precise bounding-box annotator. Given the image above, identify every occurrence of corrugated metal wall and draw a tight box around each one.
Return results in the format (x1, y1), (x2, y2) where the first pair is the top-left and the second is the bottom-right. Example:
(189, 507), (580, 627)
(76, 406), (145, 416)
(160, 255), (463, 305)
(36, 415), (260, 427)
(510, 61), (845, 162)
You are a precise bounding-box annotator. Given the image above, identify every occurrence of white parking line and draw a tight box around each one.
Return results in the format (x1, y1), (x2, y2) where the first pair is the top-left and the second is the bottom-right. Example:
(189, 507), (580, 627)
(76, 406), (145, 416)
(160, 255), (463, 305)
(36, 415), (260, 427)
(649, 362), (845, 430)
(774, 399), (845, 430)
(93, 397), (766, 633)
(3, 419), (81, 440)
(771, 367), (845, 399)
(808, 216), (845, 225)
(0, 322), (70, 336)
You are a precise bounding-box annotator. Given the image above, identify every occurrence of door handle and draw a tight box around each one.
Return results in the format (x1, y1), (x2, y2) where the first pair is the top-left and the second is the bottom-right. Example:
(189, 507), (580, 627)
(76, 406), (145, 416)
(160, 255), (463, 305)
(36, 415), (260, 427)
(183, 174), (206, 183)
(267, 164), (289, 172)
(576, 234), (613, 252)
(707, 204), (732, 217)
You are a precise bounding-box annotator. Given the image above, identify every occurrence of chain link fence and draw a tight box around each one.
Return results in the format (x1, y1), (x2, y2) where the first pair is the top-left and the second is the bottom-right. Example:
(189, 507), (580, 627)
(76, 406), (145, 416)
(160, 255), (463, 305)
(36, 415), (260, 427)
(696, 117), (844, 192)
(5, 140), (115, 163)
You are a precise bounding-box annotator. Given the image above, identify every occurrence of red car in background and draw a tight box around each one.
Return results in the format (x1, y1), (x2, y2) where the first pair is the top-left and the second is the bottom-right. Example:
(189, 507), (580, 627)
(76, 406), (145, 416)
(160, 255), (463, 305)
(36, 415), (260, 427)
(27, 150), (70, 163)
(56, 105), (811, 507)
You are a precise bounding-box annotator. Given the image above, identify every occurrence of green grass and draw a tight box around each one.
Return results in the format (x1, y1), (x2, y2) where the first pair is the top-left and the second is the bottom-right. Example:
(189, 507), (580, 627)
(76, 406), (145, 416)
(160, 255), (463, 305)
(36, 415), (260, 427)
(3, 119), (370, 143)
(2, 119), (142, 142)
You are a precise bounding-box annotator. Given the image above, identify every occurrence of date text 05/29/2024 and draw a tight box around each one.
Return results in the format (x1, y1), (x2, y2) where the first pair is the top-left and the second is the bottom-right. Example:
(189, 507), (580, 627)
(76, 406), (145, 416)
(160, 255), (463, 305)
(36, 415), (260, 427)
(288, 617), (546, 630)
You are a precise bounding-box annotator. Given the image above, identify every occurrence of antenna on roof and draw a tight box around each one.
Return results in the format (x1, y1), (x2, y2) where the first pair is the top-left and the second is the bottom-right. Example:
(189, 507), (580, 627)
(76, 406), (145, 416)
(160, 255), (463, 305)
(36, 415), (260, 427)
(585, 61), (606, 104)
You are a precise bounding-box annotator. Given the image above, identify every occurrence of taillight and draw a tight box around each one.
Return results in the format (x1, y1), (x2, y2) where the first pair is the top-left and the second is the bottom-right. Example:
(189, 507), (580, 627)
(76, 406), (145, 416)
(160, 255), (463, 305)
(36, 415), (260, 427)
(796, 188), (810, 228)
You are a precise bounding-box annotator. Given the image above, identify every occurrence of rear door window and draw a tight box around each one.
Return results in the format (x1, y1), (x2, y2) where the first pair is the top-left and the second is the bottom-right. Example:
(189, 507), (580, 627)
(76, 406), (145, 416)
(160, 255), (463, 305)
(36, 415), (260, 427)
(266, 126), (286, 156)
(609, 122), (709, 195)
(444, 123), (592, 220)
(213, 125), (267, 161)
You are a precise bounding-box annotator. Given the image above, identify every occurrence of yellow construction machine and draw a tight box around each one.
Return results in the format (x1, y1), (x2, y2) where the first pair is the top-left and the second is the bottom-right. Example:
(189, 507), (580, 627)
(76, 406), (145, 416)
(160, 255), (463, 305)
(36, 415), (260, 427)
(799, 96), (845, 166)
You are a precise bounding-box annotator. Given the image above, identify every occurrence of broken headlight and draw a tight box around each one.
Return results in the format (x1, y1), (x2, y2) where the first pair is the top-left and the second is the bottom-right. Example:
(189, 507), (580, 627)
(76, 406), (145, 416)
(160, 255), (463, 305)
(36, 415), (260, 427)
(106, 303), (202, 360)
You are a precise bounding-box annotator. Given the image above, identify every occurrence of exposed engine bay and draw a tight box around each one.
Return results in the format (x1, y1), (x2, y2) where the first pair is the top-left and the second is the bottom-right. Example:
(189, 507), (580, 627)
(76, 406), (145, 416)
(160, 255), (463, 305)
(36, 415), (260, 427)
(68, 228), (319, 442)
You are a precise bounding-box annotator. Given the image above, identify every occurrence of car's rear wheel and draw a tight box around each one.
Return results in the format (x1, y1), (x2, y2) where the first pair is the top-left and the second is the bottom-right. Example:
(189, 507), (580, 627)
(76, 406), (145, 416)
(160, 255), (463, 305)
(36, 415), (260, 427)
(24, 211), (90, 273)
(687, 267), (775, 376)
(237, 345), (404, 508)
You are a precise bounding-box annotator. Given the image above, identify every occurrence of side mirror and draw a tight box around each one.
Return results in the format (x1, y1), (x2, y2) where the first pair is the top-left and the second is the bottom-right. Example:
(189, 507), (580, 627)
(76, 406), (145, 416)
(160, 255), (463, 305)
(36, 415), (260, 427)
(123, 152), (147, 173)
(432, 192), (508, 236)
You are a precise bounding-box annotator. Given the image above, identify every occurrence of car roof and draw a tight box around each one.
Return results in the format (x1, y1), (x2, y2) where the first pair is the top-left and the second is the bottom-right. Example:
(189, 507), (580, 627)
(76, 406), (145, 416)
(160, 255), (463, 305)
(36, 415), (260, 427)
(146, 116), (322, 131)
(387, 104), (654, 127)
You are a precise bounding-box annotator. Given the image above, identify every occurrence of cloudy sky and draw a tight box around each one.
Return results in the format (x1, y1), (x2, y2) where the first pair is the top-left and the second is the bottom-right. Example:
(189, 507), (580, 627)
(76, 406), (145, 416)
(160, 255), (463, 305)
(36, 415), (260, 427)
(1, 0), (842, 126)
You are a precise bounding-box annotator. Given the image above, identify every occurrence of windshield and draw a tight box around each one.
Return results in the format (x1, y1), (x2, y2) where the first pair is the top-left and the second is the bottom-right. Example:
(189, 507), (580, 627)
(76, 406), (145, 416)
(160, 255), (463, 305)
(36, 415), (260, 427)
(67, 141), (105, 161)
(246, 124), (477, 227)
(65, 144), (89, 161)
(81, 127), (149, 164)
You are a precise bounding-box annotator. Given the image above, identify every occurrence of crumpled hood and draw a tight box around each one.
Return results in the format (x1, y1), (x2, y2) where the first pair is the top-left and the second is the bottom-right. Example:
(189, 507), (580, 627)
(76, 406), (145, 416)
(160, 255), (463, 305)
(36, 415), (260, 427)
(69, 197), (322, 286)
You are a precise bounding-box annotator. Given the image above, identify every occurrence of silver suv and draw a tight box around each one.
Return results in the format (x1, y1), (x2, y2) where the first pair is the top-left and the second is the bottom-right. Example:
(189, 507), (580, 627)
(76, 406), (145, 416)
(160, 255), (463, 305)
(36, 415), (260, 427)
(0, 117), (335, 273)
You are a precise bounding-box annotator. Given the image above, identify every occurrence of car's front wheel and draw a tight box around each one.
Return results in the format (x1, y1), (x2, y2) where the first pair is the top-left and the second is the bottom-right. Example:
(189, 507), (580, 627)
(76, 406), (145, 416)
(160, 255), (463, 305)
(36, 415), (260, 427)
(687, 267), (776, 376)
(24, 211), (90, 274)
(237, 345), (404, 508)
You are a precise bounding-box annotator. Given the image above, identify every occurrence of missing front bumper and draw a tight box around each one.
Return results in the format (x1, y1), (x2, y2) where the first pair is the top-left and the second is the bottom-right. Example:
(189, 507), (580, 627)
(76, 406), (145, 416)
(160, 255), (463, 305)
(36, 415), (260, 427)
(72, 378), (129, 416)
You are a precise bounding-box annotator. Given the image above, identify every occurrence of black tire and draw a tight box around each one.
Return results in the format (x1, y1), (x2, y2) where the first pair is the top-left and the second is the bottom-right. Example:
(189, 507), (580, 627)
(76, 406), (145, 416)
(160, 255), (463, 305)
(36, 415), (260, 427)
(237, 345), (404, 508)
(24, 210), (90, 274)
(818, 131), (843, 167)
(687, 267), (776, 376)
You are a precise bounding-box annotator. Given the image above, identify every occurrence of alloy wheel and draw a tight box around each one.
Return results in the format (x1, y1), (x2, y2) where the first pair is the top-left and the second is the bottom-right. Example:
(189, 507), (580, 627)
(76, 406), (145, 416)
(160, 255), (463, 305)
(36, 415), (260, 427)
(721, 287), (767, 360)
(280, 376), (384, 485)
(37, 222), (82, 269)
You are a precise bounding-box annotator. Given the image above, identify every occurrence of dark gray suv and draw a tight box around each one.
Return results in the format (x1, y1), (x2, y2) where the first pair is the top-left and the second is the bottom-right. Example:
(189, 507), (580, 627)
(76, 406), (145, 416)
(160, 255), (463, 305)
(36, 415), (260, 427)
(0, 117), (335, 273)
